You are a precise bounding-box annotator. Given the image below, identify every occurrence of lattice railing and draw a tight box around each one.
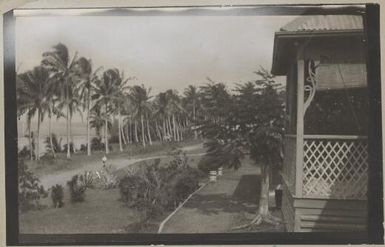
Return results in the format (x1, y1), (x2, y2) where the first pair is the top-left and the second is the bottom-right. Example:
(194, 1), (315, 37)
(302, 136), (368, 200)
(282, 135), (296, 194)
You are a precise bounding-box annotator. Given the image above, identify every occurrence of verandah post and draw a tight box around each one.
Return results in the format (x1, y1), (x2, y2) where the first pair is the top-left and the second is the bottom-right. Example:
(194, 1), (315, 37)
(295, 48), (305, 198)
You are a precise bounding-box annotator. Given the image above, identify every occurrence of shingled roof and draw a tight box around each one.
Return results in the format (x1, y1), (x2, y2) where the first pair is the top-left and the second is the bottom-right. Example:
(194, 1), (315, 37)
(271, 15), (364, 75)
(280, 15), (363, 32)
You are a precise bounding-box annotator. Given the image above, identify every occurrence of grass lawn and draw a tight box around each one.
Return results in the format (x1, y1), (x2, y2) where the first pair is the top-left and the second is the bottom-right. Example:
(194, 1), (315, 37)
(19, 139), (206, 234)
(20, 187), (139, 234)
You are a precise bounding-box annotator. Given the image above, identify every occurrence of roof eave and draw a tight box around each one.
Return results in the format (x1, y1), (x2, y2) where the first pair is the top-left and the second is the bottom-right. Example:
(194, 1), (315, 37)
(271, 29), (364, 76)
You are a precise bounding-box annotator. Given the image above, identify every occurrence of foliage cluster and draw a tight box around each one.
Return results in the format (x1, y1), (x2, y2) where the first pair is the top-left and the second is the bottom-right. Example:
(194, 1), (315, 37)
(51, 184), (64, 208)
(67, 171), (93, 202)
(118, 150), (204, 227)
(93, 164), (118, 189)
(18, 159), (48, 212)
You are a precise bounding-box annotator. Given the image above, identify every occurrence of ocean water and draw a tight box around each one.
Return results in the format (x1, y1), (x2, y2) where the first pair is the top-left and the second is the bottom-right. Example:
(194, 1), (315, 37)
(17, 120), (98, 155)
(17, 135), (100, 155)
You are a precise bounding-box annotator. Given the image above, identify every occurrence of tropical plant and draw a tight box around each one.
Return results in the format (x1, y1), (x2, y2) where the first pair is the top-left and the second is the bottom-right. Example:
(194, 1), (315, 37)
(44, 133), (62, 154)
(51, 184), (64, 208)
(200, 68), (284, 229)
(76, 58), (102, 156)
(184, 85), (200, 139)
(92, 69), (124, 154)
(17, 66), (53, 160)
(129, 85), (153, 147)
(67, 172), (93, 202)
(41, 43), (90, 158)
(18, 159), (48, 211)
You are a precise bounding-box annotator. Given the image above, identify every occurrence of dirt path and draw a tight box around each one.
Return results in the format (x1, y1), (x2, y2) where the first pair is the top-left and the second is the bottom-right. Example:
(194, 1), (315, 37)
(39, 143), (205, 188)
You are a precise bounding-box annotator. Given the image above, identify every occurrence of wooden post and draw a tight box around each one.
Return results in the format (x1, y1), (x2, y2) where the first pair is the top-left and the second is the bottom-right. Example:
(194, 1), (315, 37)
(295, 50), (305, 198)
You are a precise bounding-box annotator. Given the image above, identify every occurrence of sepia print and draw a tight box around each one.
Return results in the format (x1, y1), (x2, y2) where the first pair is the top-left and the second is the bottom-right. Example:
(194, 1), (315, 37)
(5, 2), (383, 245)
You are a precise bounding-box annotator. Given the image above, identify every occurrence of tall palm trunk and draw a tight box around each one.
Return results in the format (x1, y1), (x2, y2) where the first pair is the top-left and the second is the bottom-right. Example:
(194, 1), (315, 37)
(172, 114), (177, 141)
(66, 102), (70, 159)
(128, 118), (132, 143)
(121, 120), (127, 145)
(118, 110), (123, 152)
(28, 117), (33, 160)
(193, 99), (197, 139)
(36, 110), (41, 160)
(105, 103), (109, 154)
(155, 121), (162, 140)
(162, 118), (167, 141)
(48, 114), (55, 158)
(134, 120), (139, 143)
(140, 113), (146, 147)
(87, 91), (91, 156)
(70, 115), (76, 154)
(179, 117), (184, 141)
(146, 115), (152, 145)
(167, 117), (173, 140)
(175, 116), (180, 142)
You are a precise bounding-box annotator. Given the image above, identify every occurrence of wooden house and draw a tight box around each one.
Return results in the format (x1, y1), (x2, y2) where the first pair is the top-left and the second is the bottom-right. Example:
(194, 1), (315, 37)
(271, 15), (368, 232)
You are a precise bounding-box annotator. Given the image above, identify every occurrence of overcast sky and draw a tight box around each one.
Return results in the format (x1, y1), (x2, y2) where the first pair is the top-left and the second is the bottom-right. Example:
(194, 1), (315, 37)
(16, 10), (295, 130)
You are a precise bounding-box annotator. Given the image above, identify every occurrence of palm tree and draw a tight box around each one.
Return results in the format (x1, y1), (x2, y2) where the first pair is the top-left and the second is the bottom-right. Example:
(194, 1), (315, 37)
(41, 43), (90, 158)
(76, 58), (102, 156)
(110, 73), (130, 152)
(92, 69), (122, 154)
(154, 92), (170, 141)
(129, 85), (152, 147)
(17, 66), (52, 160)
(184, 85), (200, 139)
(165, 89), (184, 141)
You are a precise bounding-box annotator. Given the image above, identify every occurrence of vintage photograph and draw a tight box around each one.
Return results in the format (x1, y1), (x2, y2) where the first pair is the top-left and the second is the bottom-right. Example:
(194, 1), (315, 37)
(12, 4), (372, 237)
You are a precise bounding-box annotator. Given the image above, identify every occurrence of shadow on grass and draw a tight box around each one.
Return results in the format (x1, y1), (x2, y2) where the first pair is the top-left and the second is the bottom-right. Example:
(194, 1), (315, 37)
(184, 175), (261, 215)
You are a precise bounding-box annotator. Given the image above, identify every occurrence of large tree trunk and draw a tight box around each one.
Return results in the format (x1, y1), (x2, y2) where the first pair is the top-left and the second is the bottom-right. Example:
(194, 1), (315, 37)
(258, 164), (270, 216)
(36, 110), (41, 160)
(105, 103), (109, 154)
(146, 115), (152, 145)
(118, 110), (123, 152)
(87, 92), (91, 156)
(66, 103), (71, 159)
(141, 114), (146, 147)
(48, 115), (56, 158)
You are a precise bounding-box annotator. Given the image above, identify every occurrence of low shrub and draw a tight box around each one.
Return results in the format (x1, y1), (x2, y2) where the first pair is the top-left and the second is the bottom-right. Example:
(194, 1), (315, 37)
(18, 146), (34, 160)
(118, 151), (204, 227)
(94, 164), (118, 189)
(80, 144), (87, 152)
(90, 137), (113, 152)
(67, 171), (93, 202)
(51, 184), (64, 208)
(18, 159), (47, 212)
(44, 134), (62, 154)
(63, 142), (75, 153)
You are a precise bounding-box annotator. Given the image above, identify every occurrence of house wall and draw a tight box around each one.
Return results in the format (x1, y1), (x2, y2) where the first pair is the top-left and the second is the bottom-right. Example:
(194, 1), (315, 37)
(283, 181), (367, 232)
(302, 36), (367, 90)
